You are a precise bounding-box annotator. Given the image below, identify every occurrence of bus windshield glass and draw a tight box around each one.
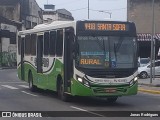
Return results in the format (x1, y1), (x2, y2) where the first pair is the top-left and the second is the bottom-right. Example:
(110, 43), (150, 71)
(76, 36), (137, 69)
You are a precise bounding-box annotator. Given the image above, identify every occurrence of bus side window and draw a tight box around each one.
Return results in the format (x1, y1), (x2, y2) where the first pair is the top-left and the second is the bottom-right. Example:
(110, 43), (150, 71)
(31, 34), (37, 55)
(44, 32), (49, 56)
(49, 31), (56, 56)
(25, 34), (31, 55)
(56, 30), (63, 56)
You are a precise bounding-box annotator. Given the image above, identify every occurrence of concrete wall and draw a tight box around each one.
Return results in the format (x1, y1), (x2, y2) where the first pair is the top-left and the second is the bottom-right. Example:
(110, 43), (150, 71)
(0, 23), (17, 67)
(127, 0), (160, 33)
(21, 0), (43, 29)
(0, 3), (20, 21)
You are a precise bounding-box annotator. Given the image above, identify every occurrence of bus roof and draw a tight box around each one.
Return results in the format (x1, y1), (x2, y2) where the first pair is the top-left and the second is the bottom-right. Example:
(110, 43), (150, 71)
(33, 21), (75, 29)
(18, 20), (135, 35)
(19, 21), (76, 35)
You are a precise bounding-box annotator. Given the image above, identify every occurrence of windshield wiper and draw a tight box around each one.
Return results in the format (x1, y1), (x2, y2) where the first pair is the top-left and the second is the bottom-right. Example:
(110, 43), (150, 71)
(113, 37), (124, 61)
(115, 37), (124, 52)
(93, 36), (106, 52)
(114, 43), (117, 61)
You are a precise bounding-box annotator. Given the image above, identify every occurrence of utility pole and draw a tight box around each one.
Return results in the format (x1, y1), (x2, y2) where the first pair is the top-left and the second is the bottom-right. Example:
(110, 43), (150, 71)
(88, 0), (89, 19)
(150, 0), (155, 84)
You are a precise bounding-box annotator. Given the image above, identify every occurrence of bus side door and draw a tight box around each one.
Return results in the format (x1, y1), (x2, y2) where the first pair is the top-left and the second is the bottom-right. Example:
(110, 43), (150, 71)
(21, 37), (25, 80)
(37, 34), (45, 88)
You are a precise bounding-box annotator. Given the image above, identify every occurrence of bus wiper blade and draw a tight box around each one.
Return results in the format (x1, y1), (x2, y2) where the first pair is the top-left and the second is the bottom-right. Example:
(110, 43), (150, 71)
(93, 36), (106, 52)
(114, 43), (117, 61)
(115, 37), (124, 52)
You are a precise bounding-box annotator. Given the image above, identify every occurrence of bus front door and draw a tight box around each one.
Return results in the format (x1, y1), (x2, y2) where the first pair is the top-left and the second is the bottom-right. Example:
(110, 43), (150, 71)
(64, 28), (74, 93)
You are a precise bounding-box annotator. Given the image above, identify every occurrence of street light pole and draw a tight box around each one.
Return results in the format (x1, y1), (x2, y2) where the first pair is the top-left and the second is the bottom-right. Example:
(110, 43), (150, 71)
(150, 0), (155, 84)
(99, 10), (112, 19)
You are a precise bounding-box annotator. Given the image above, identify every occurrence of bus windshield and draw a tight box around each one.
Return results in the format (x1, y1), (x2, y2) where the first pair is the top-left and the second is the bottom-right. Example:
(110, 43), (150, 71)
(76, 36), (137, 69)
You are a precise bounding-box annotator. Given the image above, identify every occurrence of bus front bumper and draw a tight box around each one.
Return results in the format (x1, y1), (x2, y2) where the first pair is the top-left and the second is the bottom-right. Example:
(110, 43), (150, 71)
(71, 79), (138, 97)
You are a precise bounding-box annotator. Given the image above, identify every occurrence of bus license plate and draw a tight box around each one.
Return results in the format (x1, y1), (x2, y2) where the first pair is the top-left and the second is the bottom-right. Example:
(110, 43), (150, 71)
(105, 88), (116, 93)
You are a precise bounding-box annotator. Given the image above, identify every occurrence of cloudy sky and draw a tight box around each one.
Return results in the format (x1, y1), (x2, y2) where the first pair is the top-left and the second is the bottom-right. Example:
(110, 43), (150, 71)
(36, 0), (127, 21)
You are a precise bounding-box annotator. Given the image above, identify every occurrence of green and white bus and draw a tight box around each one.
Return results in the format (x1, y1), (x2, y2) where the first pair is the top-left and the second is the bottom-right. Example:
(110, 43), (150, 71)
(17, 20), (138, 102)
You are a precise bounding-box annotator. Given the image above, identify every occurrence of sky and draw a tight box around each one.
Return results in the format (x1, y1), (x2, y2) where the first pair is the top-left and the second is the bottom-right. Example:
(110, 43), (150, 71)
(36, 0), (127, 21)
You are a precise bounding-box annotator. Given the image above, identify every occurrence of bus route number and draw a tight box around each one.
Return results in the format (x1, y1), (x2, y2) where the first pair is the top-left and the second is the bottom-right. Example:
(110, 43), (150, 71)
(84, 23), (127, 31)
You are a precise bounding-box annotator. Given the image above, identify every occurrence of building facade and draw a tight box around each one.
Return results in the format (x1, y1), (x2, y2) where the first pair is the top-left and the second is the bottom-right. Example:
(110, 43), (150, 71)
(21, 0), (43, 30)
(43, 5), (74, 23)
(0, 0), (43, 67)
(127, 0), (160, 58)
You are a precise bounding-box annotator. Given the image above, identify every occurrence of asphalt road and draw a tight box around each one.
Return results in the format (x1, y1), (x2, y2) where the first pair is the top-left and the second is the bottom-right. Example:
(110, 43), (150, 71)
(0, 69), (160, 120)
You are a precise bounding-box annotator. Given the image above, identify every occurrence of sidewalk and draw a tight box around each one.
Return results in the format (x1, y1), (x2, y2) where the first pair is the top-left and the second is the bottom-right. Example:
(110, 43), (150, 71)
(0, 66), (17, 70)
(138, 78), (160, 94)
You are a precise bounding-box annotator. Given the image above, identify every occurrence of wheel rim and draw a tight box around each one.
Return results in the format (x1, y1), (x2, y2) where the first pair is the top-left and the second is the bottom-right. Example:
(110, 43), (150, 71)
(142, 73), (147, 78)
(141, 72), (147, 78)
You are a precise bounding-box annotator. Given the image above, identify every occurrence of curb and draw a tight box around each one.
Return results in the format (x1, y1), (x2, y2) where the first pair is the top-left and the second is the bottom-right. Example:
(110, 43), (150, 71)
(138, 88), (160, 94)
(0, 67), (17, 70)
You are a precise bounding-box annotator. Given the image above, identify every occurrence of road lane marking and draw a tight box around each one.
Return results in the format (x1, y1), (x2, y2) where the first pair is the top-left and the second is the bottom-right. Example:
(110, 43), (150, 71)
(1, 85), (18, 89)
(21, 91), (38, 97)
(70, 106), (104, 117)
(0, 82), (26, 84)
(70, 106), (87, 111)
(19, 85), (29, 88)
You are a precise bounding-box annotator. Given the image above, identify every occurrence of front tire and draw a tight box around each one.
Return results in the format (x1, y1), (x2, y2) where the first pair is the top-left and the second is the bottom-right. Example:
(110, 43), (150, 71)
(28, 72), (37, 92)
(57, 79), (70, 102)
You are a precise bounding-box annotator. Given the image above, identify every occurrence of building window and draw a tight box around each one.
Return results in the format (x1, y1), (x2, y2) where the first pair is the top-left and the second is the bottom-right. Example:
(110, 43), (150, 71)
(10, 32), (16, 44)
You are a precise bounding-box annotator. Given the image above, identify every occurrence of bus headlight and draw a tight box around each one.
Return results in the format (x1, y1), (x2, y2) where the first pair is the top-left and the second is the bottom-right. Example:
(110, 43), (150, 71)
(134, 77), (138, 82)
(130, 77), (138, 86)
(76, 75), (90, 87)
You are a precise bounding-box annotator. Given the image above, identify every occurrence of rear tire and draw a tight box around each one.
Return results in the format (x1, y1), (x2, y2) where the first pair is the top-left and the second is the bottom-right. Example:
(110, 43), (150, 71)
(28, 72), (37, 92)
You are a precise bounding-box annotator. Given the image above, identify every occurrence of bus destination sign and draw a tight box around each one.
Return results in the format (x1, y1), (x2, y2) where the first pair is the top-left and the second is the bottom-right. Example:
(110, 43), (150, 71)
(84, 22), (128, 31)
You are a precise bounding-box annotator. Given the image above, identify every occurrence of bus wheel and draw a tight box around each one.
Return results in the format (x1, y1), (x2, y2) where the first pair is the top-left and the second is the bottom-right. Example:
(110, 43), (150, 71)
(58, 79), (70, 102)
(28, 73), (37, 92)
(107, 97), (118, 103)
